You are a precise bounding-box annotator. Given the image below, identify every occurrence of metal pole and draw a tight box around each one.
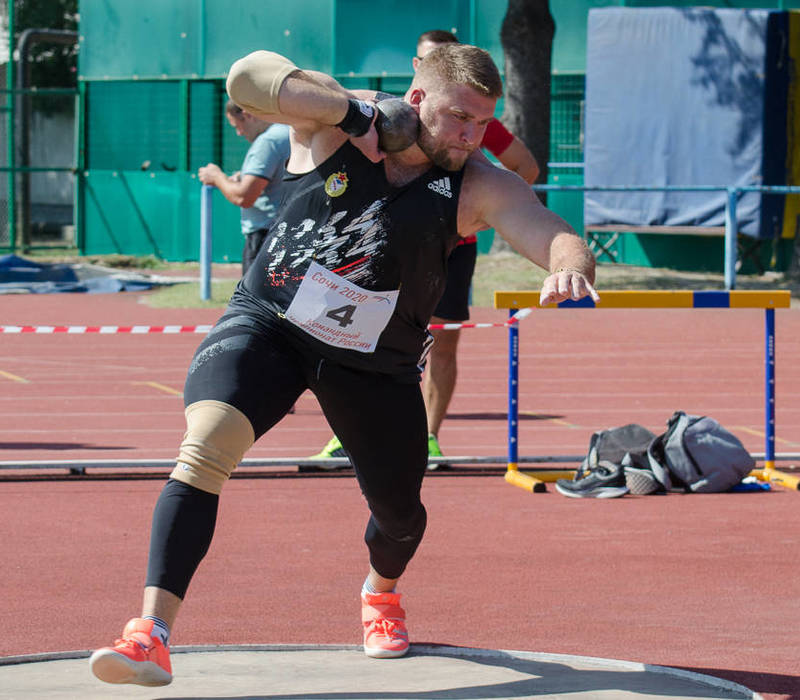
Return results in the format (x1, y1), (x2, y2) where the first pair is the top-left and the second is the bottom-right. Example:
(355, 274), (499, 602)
(724, 187), (738, 290)
(764, 307), (776, 471)
(200, 184), (212, 301)
(503, 311), (547, 493)
(469, 0), (478, 44)
(198, 0), (207, 77)
(6, 0), (14, 249)
(75, 81), (86, 251)
(330, 1), (337, 76)
(179, 79), (190, 172)
(507, 310), (519, 469)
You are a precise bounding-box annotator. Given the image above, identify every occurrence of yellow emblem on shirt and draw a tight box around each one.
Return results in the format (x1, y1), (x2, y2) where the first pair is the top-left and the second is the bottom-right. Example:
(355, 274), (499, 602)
(325, 171), (348, 198)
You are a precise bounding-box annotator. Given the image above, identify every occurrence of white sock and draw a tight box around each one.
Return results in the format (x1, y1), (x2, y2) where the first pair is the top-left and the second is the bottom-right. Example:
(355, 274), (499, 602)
(143, 615), (170, 647)
(362, 578), (395, 595)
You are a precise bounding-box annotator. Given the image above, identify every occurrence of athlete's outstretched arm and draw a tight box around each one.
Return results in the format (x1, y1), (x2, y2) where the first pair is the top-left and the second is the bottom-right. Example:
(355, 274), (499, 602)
(467, 163), (599, 306)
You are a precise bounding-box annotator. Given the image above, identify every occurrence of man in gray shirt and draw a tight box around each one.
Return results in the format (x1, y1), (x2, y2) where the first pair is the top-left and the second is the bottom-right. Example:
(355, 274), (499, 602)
(199, 100), (290, 273)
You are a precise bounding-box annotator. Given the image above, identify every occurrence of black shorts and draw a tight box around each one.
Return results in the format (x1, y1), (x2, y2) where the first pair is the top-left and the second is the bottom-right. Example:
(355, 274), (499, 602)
(183, 310), (428, 577)
(242, 229), (269, 274)
(433, 241), (477, 322)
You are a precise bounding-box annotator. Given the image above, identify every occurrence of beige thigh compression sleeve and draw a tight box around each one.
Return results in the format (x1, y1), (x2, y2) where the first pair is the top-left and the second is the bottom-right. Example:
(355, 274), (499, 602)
(226, 50), (298, 117)
(170, 400), (255, 495)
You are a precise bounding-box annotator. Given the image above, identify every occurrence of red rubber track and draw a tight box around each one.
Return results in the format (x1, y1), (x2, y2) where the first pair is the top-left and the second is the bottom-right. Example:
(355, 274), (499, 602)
(1, 291), (799, 699)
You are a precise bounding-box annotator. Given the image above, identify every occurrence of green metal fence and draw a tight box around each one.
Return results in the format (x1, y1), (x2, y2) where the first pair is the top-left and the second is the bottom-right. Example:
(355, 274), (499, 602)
(4, 0), (796, 265)
(80, 77), (249, 261)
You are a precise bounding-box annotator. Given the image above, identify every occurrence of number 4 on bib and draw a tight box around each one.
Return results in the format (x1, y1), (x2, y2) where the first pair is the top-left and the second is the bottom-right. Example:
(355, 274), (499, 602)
(326, 305), (357, 328)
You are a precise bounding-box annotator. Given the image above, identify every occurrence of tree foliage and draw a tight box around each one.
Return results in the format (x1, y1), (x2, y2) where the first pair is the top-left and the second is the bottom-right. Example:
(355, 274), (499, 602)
(11, 0), (78, 87)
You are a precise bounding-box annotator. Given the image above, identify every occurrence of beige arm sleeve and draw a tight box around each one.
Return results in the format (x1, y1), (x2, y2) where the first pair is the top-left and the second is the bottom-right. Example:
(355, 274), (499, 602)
(226, 50), (298, 117)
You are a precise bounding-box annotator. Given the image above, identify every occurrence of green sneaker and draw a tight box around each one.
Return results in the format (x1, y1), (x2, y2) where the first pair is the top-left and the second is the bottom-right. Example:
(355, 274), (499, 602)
(426, 434), (450, 471)
(305, 434), (351, 471)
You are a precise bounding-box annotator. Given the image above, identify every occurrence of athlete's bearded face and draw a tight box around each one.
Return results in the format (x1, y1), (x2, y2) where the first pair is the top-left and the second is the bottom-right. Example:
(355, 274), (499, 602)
(415, 84), (496, 171)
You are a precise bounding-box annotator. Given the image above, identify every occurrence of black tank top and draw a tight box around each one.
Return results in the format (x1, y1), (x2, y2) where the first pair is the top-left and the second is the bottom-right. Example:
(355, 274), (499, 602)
(231, 140), (464, 381)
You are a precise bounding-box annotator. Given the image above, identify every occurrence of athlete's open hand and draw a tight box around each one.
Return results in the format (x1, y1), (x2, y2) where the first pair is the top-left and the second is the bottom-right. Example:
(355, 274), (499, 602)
(539, 269), (600, 307)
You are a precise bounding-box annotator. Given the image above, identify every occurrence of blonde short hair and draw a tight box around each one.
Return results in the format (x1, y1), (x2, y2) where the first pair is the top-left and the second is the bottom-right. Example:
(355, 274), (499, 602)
(414, 44), (503, 99)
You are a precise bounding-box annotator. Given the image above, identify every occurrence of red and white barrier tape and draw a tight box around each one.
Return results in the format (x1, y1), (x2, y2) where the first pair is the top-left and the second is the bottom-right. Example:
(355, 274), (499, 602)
(427, 307), (532, 330)
(0, 309), (533, 335)
(0, 325), (214, 334)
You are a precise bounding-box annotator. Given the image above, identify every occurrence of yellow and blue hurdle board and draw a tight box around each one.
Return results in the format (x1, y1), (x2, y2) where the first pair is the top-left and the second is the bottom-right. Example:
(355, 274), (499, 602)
(493, 290), (793, 493)
(494, 289), (790, 310)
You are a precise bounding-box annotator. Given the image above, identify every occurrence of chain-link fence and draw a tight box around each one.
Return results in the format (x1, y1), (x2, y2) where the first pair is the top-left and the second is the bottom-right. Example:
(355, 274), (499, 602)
(0, 167), (8, 248)
(24, 89), (76, 247)
(0, 84), (78, 251)
(550, 73), (584, 171)
(0, 70), (8, 247)
(85, 79), (234, 173)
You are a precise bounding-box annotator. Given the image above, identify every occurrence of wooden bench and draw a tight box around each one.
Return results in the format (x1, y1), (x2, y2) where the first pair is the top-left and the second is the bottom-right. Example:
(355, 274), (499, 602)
(584, 225), (764, 272)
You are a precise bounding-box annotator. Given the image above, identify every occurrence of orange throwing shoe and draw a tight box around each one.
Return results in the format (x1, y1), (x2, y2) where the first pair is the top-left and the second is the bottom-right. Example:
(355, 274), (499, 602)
(89, 618), (172, 686)
(361, 591), (409, 658)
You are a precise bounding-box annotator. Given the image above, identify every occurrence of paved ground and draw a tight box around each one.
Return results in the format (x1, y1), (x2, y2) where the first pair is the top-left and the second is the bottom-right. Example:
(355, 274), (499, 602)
(2, 280), (798, 700)
(0, 645), (758, 699)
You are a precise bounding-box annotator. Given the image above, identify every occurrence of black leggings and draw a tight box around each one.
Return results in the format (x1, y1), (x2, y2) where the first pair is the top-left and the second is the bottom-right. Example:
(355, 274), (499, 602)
(146, 312), (428, 598)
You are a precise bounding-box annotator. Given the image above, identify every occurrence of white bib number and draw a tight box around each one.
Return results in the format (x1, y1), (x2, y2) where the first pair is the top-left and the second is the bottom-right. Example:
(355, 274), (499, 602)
(285, 261), (399, 353)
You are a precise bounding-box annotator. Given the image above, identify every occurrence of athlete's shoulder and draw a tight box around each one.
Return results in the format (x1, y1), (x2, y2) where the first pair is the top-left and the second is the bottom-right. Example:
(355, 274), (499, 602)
(460, 154), (532, 223)
(463, 152), (517, 189)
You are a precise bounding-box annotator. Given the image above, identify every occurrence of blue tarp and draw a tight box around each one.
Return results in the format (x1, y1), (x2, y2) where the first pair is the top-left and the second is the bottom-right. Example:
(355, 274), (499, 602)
(0, 255), (157, 294)
(584, 8), (787, 238)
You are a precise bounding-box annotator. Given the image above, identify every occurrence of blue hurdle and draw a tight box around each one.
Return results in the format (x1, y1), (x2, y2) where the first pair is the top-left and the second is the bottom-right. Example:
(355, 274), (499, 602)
(493, 290), (793, 493)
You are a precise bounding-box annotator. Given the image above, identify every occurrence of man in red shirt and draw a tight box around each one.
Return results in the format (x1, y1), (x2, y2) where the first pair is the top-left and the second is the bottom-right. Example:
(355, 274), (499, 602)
(413, 30), (540, 468)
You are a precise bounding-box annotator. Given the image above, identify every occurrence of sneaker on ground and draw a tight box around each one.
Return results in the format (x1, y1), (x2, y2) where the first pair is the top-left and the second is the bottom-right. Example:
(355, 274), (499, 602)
(361, 591), (409, 658)
(555, 461), (629, 499)
(426, 433), (450, 471)
(624, 465), (660, 495)
(307, 435), (351, 470)
(89, 618), (172, 686)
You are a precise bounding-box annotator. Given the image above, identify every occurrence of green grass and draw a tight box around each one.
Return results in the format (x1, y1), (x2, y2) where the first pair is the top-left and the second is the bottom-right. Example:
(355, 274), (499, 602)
(147, 280), (239, 308)
(473, 251), (800, 306)
(102, 250), (800, 309)
(472, 252), (549, 306)
(22, 250), (168, 270)
(19, 243), (800, 301)
(141, 252), (553, 310)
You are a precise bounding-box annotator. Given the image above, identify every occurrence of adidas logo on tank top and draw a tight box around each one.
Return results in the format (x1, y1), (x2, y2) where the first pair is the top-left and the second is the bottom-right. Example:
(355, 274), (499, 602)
(427, 177), (452, 198)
